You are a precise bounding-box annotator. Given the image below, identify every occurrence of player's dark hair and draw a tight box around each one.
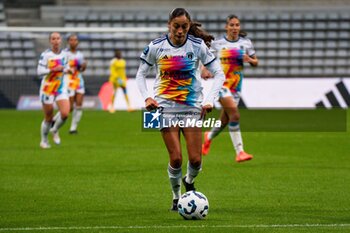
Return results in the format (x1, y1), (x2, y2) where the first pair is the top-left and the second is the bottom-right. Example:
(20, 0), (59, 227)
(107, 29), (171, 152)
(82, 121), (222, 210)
(169, 7), (192, 22)
(189, 21), (215, 47)
(114, 49), (122, 58)
(168, 8), (214, 47)
(226, 14), (247, 37)
(49, 32), (61, 40)
(67, 33), (78, 41)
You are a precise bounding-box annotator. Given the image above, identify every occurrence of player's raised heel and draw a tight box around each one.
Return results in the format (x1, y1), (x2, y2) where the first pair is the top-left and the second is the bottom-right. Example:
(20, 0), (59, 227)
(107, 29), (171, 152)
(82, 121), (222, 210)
(202, 131), (211, 156)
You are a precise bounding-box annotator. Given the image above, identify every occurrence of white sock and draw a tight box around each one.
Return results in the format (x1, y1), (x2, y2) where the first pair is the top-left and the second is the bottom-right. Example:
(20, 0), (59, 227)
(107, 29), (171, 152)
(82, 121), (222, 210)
(228, 122), (244, 155)
(70, 108), (83, 131)
(53, 112), (60, 122)
(167, 164), (182, 200)
(51, 113), (66, 132)
(41, 120), (51, 142)
(185, 162), (201, 184)
(208, 126), (224, 140)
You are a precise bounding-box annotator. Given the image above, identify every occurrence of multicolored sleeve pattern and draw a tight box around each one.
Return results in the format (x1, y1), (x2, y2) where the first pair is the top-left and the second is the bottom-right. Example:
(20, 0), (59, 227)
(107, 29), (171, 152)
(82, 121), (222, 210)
(219, 48), (244, 92)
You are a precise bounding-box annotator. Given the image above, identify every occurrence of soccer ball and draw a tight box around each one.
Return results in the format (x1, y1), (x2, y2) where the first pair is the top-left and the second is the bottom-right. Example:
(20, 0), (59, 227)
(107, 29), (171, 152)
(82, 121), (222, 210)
(177, 191), (209, 220)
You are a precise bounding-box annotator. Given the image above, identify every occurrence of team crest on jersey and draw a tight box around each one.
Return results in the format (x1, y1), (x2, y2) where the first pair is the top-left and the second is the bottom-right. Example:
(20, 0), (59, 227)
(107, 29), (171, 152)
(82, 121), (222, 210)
(186, 52), (194, 60)
(143, 46), (150, 55)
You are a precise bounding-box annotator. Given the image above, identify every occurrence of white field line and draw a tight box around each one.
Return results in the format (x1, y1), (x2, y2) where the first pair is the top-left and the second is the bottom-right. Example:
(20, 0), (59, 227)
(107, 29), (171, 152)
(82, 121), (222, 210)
(0, 223), (350, 231)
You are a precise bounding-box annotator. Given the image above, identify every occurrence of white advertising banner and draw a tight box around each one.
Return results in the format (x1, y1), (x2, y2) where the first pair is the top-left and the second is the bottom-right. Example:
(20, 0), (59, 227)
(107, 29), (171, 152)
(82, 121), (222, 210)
(241, 78), (350, 108)
(17, 78), (350, 110)
(112, 78), (350, 110)
(17, 95), (102, 110)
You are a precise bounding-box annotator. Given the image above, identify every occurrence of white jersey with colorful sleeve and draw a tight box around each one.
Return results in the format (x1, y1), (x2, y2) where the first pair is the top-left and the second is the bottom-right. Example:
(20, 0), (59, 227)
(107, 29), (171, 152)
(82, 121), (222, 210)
(211, 36), (255, 93)
(37, 49), (69, 99)
(65, 48), (86, 94)
(140, 34), (216, 108)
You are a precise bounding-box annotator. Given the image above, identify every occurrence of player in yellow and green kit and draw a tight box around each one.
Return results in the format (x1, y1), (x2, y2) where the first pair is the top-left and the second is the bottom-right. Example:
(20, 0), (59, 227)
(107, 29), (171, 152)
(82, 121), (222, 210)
(108, 49), (132, 113)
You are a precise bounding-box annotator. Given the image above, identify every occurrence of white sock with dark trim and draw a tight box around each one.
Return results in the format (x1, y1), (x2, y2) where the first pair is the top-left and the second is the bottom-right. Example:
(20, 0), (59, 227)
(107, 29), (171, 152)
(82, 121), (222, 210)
(167, 164), (182, 200)
(70, 107), (83, 131)
(228, 122), (244, 154)
(41, 120), (51, 142)
(185, 162), (202, 184)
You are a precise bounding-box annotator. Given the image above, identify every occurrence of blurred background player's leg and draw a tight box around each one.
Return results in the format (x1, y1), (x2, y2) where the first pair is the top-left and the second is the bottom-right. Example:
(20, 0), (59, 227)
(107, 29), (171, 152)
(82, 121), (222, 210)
(40, 120), (51, 149)
(108, 82), (117, 113)
(70, 106), (83, 133)
(70, 93), (84, 134)
(202, 110), (229, 155)
(40, 103), (54, 149)
(50, 99), (70, 144)
(122, 86), (133, 112)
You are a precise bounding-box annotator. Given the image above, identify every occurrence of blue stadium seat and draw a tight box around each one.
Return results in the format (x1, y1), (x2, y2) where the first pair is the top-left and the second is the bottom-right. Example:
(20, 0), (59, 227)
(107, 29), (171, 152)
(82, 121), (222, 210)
(15, 68), (27, 76)
(24, 50), (36, 58)
(103, 50), (114, 58)
(3, 68), (14, 75)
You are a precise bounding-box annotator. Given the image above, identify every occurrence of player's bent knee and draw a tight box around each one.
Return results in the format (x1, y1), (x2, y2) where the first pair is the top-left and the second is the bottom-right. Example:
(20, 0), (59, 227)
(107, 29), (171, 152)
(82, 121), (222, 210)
(221, 119), (229, 126)
(230, 113), (240, 122)
(170, 157), (182, 168)
(60, 112), (69, 120)
(189, 159), (201, 168)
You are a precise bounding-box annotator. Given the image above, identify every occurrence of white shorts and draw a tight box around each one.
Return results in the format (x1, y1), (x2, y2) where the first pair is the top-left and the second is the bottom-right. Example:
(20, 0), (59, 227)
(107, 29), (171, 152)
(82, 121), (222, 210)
(68, 87), (85, 97)
(40, 92), (69, 105)
(155, 97), (202, 112)
(40, 77), (69, 104)
(219, 87), (241, 104)
(160, 109), (202, 130)
(153, 98), (202, 130)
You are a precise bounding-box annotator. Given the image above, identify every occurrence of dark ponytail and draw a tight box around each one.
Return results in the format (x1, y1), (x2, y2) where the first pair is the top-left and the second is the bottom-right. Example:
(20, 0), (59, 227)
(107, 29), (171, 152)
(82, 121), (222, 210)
(169, 8), (214, 47)
(189, 22), (215, 47)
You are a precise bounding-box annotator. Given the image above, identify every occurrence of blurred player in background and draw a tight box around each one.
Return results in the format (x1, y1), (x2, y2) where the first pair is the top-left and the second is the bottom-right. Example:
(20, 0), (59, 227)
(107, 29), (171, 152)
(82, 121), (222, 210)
(37, 32), (71, 148)
(202, 14), (259, 162)
(107, 49), (132, 113)
(136, 8), (224, 211)
(64, 34), (87, 134)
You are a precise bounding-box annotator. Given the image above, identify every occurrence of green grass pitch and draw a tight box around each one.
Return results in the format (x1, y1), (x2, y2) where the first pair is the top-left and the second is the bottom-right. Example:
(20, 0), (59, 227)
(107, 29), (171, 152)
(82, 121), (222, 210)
(0, 110), (349, 233)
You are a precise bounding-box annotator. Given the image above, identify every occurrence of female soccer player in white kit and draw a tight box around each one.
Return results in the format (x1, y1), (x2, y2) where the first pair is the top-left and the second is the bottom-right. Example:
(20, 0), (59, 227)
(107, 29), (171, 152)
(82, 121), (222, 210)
(38, 32), (71, 148)
(136, 8), (225, 211)
(202, 14), (259, 162)
(65, 34), (87, 134)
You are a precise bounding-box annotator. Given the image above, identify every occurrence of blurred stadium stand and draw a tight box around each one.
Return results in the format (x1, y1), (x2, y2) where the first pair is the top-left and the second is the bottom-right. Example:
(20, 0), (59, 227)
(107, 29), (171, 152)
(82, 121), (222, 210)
(0, 0), (350, 108)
